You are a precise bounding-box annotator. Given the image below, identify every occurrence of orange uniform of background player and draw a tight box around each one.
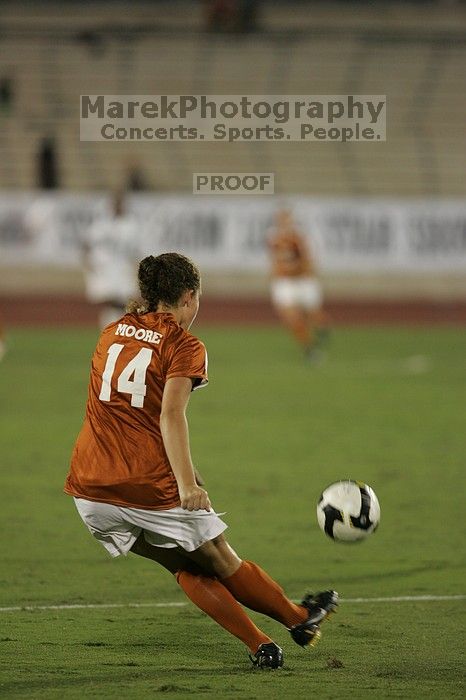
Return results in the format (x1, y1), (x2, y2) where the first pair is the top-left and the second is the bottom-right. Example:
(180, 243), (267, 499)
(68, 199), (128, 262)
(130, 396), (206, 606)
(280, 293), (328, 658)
(65, 312), (207, 510)
(0, 320), (5, 361)
(269, 228), (313, 279)
(268, 209), (328, 360)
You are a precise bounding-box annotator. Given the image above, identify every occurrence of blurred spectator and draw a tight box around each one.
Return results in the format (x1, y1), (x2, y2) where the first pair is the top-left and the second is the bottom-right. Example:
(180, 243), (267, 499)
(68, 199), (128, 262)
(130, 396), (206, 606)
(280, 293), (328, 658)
(81, 190), (141, 328)
(237, 0), (260, 33)
(204, 0), (260, 32)
(126, 162), (149, 192)
(37, 137), (59, 189)
(0, 77), (13, 116)
(268, 209), (329, 362)
(205, 0), (236, 31)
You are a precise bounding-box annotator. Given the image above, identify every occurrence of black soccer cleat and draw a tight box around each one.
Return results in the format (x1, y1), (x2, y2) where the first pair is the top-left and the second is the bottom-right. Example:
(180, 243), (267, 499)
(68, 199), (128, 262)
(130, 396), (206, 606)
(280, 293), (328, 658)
(290, 590), (339, 648)
(250, 642), (284, 669)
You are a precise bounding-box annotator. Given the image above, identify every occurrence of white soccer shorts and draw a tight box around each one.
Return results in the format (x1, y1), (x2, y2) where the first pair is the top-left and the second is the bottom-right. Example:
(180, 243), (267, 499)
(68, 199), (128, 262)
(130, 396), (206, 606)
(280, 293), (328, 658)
(74, 497), (228, 558)
(271, 277), (323, 310)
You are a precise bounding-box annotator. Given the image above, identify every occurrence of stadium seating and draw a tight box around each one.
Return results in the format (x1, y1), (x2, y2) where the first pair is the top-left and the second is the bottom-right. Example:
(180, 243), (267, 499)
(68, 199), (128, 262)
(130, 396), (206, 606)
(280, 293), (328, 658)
(0, 1), (465, 195)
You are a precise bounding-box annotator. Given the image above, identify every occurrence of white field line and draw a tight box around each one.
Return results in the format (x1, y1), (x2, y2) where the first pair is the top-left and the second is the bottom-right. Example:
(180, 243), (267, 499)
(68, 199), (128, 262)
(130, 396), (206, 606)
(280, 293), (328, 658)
(0, 602), (186, 613)
(0, 594), (464, 614)
(326, 355), (433, 376)
(342, 594), (465, 603)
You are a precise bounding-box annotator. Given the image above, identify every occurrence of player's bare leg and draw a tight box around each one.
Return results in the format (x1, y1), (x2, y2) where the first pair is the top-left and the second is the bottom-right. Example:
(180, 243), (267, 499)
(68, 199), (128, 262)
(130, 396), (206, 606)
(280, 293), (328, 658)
(0, 324), (6, 361)
(130, 532), (201, 574)
(184, 532), (242, 578)
(274, 304), (314, 354)
(303, 307), (330, 362)
(307, 307), (330, 341)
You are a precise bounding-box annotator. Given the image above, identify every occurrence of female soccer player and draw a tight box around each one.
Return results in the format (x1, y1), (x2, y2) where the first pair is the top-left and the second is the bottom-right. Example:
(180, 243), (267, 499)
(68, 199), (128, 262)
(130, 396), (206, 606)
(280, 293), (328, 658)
(268, 209), (329, 361)
(64, 252), (338, 669)
(81, 189), (141, 329)
(0, 319), (5, 361)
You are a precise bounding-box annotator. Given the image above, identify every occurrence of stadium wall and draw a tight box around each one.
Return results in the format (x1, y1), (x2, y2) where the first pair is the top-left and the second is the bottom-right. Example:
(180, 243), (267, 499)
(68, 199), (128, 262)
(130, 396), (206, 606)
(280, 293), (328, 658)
(1, 194), (466, 325)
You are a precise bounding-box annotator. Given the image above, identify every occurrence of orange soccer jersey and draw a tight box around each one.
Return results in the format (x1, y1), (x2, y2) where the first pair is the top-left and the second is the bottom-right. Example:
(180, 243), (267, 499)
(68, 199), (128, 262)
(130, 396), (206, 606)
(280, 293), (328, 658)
(64, 312), (208, 510)
(268, 230), (313, 278)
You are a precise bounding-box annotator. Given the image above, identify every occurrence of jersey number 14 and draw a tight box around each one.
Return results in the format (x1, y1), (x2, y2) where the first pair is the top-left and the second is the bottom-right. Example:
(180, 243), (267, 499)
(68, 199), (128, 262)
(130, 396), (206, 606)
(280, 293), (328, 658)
(99, 343), (153, 408)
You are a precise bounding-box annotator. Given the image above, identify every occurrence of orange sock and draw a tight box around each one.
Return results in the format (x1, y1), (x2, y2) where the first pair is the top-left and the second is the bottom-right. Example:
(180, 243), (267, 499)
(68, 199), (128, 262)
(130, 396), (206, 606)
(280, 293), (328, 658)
(176, 570), (272, 653)
(222, 561), (308, 628)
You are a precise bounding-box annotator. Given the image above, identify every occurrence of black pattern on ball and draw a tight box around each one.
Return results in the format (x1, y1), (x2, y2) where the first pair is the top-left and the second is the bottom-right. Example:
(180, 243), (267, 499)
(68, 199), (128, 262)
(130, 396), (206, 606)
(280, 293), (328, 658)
(349, 485), (374, 531)
(322, 503), (344, 539)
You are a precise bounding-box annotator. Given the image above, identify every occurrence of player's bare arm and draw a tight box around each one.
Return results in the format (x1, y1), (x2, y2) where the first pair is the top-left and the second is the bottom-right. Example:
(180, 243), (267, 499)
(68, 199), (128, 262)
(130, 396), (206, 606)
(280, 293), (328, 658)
(160, 376), (211, 512)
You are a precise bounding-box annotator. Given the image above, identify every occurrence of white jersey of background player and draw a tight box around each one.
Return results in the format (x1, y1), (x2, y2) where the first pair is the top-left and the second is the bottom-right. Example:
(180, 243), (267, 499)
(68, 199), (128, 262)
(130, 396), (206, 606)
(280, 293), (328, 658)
(83, 191), (140, 328)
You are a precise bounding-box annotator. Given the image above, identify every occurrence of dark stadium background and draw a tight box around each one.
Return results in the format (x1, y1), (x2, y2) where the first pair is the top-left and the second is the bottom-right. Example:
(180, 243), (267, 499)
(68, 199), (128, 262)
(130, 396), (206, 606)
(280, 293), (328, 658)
(0, 0), (465, 325)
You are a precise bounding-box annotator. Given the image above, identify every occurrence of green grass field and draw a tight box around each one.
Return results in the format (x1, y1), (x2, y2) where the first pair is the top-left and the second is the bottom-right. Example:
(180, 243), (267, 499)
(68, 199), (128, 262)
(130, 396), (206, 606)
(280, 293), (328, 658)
(1, 324), (465, 699)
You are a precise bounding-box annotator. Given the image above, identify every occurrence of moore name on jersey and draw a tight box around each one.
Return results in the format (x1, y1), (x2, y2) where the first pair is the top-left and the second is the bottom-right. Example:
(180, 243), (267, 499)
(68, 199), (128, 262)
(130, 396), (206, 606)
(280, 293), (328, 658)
(115, 323), (163, 344)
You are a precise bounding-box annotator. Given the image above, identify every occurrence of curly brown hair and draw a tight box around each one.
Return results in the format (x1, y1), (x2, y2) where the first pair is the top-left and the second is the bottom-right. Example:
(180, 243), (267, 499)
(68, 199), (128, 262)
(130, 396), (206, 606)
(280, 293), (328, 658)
(128, 252), (201, 314)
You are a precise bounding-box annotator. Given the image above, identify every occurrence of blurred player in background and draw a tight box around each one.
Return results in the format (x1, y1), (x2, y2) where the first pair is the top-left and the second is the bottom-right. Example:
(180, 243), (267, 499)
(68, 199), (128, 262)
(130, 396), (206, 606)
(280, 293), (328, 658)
(0, 319), (5, 361)
(64, 252), (338, 669)
(82, 189), (140, 328)
(268, 209), (329, 361)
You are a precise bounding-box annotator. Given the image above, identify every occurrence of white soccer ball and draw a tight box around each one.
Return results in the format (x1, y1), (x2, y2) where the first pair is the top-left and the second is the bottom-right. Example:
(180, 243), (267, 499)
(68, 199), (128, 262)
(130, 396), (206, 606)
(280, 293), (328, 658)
(317, 480), (380, 542)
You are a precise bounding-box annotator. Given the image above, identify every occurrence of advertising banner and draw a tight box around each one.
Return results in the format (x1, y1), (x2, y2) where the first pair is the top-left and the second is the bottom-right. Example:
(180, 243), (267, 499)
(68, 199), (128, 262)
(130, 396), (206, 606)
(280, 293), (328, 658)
(0, 194), (465, 272)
